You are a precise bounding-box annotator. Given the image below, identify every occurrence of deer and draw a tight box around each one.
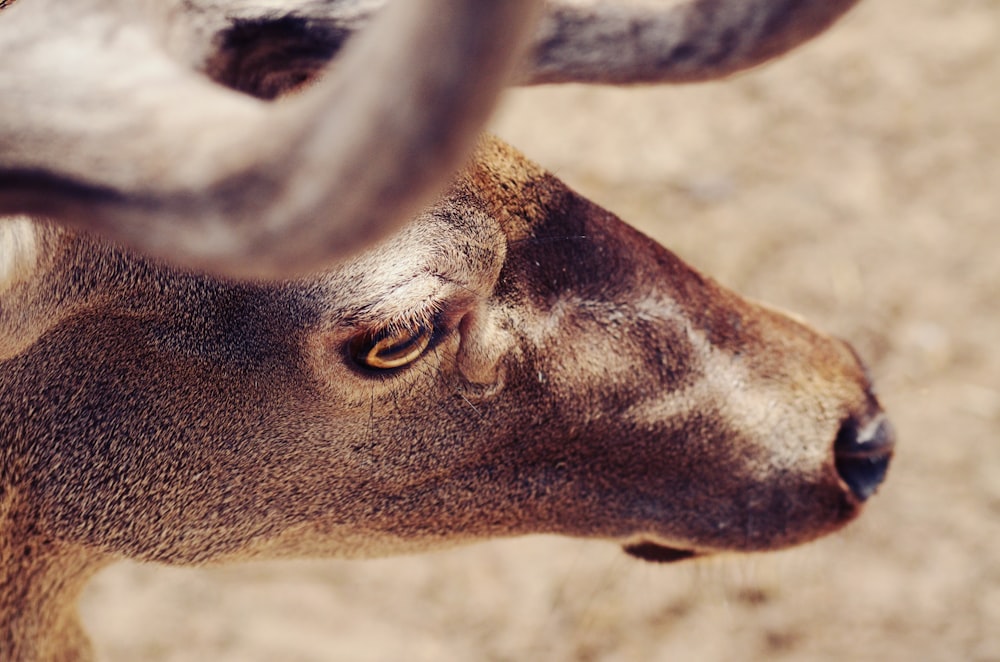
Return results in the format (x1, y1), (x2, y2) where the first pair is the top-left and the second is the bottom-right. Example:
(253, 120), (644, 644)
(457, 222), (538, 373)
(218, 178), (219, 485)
(0, 0), (895, 660)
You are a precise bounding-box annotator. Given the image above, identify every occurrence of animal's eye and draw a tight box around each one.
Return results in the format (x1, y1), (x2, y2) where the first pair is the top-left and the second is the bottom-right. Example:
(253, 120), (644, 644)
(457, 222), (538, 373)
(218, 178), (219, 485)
(349, 323), (433, 370)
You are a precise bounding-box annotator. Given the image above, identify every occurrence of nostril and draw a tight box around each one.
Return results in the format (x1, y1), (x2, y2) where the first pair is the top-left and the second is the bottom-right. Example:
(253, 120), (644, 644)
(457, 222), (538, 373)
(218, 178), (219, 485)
(834, 415), (895, 501)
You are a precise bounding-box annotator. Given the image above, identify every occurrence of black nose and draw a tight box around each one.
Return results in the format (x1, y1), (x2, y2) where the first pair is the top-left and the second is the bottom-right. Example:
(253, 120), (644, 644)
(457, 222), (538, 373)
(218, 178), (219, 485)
(834, 415), (895, 501)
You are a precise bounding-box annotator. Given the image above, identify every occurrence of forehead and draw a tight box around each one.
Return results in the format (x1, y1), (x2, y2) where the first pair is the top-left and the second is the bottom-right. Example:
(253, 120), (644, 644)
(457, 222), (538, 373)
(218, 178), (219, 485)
(303, 195), (507, 326)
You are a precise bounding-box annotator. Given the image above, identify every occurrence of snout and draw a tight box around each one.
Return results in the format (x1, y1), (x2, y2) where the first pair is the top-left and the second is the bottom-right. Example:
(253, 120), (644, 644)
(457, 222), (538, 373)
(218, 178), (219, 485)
(619, 338), (895, 564)
(834, 413), (895, 501)
(624, 412), (895, 564)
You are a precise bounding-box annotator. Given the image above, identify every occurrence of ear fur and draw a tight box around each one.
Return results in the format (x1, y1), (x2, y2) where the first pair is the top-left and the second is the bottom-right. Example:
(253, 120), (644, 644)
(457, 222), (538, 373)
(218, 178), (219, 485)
(0, 216), (61, 362)
(0, 216), (39, 297)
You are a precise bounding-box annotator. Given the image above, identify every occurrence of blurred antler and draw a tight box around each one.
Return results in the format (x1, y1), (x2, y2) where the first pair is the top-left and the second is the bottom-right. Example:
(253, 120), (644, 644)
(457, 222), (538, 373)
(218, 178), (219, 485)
(192, 0), (862, 86)
(525, 0), (862, 84)
(0, 0), (541, 279)
(0, 0), (859, 279)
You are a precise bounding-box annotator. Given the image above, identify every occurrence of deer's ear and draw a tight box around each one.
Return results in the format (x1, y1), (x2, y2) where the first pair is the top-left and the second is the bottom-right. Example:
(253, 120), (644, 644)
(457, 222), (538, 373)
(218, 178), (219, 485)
(0, 217), (39, 297)
(0, 216), (65, 361)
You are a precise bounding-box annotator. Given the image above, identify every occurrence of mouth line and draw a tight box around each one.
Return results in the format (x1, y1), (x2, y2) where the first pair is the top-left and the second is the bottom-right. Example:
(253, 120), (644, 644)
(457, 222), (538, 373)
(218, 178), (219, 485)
(622, 540), (702, 563)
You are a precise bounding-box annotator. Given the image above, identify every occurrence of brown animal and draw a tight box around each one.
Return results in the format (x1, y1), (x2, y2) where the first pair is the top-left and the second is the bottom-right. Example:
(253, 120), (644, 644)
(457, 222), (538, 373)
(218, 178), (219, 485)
(0, 1), (894, 660)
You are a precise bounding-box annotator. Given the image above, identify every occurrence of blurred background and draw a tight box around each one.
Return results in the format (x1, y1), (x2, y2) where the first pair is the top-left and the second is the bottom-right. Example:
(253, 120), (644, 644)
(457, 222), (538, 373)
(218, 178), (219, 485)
(80, 0), (1000, 659)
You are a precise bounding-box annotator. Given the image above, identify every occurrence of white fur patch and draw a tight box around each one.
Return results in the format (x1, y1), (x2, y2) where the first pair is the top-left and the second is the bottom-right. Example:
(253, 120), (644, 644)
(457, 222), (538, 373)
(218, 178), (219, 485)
(624, 317), (833, 479)
(0, 216), (39, 294)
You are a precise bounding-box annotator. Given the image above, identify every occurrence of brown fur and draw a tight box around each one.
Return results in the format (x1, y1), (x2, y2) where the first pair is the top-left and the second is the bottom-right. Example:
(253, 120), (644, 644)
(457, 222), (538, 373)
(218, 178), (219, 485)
(1, 137), (890, 660)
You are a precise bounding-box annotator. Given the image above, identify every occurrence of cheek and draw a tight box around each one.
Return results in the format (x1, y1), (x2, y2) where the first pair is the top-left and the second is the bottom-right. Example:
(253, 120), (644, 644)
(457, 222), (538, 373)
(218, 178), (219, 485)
(519, 300), (704, 419)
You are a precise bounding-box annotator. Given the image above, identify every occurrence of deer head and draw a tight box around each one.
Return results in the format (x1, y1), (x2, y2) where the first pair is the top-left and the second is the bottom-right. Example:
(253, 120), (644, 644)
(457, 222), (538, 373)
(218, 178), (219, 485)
(0, 1), (893, 660)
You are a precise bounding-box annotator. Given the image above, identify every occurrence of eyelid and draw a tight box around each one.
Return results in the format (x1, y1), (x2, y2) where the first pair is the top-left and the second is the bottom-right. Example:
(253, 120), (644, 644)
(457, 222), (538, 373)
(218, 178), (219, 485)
(357, 323), (433, 370)
(347, 306), (443, 372)
(343, 283), (481, 375)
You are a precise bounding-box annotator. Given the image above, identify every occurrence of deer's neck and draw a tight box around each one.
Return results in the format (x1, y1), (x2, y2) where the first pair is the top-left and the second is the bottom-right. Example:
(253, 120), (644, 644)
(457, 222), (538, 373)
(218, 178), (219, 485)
(1, 487), (104, 662)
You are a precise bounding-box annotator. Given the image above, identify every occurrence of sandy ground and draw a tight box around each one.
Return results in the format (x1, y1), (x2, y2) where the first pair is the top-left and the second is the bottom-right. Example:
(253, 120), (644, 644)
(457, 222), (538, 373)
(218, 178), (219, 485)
(79, 1), (1000, 660)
